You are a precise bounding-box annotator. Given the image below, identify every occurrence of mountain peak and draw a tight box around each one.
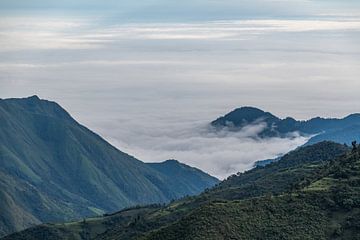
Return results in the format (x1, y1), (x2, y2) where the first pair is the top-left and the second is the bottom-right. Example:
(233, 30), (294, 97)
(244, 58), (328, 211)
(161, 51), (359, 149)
(0, 97), (219, 237)
(344, 113), (360, 120)
(163, 159), (180, 164)
(21, 95), (42, 104)
(2, 95), (41, 102)
(211, 106), (279, 128)
(1, 96), (74, 123)
(27, 95), (41, 101)
(212, 106), (360, 145)
(231, 106), (267, 115)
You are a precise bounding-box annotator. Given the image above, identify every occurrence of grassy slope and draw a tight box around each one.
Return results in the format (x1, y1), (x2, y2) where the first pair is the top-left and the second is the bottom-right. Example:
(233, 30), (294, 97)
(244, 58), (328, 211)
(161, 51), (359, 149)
(0, 96), (218, 237)
(143, 150), (360, 240)
(3, 141), (353, 239)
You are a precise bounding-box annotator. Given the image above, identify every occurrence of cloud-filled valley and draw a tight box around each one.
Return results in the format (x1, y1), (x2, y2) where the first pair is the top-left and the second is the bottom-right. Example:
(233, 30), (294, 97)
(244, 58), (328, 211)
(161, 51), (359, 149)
(1, 1), (360, 178)
(102, 118), (308, 178)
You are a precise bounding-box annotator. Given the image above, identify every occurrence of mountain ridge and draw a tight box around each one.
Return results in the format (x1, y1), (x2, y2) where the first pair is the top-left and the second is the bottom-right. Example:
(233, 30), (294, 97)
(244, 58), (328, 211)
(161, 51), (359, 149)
(211, 106), (360, 144)
(0, 96), (218, 237)
(3, 141), (355, 239)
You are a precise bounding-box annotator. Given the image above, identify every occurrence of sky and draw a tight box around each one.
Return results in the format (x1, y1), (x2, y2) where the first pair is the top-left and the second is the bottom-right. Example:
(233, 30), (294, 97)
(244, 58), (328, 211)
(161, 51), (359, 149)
(0, 0), (360, 178)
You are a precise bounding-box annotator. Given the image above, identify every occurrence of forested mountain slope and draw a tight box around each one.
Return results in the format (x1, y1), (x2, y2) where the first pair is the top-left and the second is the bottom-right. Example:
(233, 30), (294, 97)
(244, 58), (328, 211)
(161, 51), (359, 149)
(144, 144), (360, 240)
(0, 96), (218, 237)
(4, 141), (356, 240)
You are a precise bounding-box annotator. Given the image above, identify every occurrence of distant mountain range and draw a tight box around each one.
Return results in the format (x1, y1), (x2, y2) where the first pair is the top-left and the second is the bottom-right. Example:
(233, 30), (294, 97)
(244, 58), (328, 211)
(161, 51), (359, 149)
(6, 141), (359, 240)
(2, 98), (360, 239)
(0, 96), (218, 237)
(211, 106), (360, 145)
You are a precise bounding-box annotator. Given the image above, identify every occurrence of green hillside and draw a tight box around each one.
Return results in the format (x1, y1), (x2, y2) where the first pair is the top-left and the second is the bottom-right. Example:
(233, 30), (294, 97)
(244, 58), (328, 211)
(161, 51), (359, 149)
(0, 96), (218, 237)
(202, 141), (348, 201)
(4, 141), (356, 239)
(143, 145), (360, 240)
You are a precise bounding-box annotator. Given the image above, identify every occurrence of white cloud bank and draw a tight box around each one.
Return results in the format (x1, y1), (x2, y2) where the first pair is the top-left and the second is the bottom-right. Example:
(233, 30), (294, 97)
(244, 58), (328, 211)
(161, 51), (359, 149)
(102, 119), (308, 179)
(1, 9), (359, 178)
(1, 18), (360, 51)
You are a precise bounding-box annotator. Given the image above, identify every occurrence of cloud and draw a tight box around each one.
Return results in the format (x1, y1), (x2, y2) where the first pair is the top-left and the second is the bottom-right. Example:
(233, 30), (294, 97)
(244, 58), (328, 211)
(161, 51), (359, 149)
(2, 17), (360, 51)
(103, 119), (308, 179)
(1, 13), (359, 178)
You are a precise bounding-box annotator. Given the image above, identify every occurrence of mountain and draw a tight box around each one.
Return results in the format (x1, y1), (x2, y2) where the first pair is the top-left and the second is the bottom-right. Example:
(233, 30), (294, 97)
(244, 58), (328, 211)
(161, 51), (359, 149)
(0, 96), (218, 237)
(211, 106), (360, 144)
(5, 141), (356, 239)
(304, 123), (360, 146)
(253, 158), (279, 167)
(142, 143), (360, 240)
(146, 160), (219, 197)
(211, 107), (283, 137)
(206, 141), (349, 201)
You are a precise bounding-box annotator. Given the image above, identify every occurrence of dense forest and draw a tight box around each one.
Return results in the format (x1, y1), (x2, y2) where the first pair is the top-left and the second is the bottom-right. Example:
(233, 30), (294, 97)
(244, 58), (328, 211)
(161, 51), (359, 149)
(5, 141), (360, 239)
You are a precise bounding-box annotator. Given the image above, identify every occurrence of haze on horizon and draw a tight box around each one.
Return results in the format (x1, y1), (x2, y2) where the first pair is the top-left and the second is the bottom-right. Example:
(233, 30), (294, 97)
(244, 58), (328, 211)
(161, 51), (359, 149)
(1, 0), (359, 178)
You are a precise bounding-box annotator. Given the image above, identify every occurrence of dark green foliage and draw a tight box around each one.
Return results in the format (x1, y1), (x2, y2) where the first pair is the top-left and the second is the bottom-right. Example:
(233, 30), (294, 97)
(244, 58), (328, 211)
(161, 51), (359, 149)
(6, 140), (360, 240)
(141, 145), (360, 240)
(208, 141), (349, 200)
(0, 96), (218, 237)
(144, 196), (330, 240)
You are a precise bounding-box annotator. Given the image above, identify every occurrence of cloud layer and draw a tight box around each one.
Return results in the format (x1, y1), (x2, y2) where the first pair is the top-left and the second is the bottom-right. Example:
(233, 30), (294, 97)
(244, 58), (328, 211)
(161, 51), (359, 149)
(1, 3), (360, 178)
(2, 18), (360, 51)
(104, 120), (308, 178)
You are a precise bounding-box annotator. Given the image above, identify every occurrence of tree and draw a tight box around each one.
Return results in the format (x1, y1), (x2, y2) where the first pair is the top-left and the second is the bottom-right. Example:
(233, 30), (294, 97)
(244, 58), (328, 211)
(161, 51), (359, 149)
(352, 141), (357, 152)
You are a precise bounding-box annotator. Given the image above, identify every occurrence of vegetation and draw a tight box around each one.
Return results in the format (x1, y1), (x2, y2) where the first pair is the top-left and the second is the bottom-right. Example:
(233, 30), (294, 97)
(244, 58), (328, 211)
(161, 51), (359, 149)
(206, 141), (349, 200)
(0, 96), (218, 237)
(4, 140), (359, 239)
(143, 144), (360, 240)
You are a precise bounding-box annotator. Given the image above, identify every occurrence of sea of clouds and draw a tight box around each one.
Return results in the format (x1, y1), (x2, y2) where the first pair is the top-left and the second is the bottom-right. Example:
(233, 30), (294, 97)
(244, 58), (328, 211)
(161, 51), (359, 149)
(1, 0), (359, 178)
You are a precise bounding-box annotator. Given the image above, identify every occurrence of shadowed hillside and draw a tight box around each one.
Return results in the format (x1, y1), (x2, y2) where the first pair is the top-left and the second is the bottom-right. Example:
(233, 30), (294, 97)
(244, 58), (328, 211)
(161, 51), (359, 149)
(0, 96), (218, 237)
(211, 107), (360, 145)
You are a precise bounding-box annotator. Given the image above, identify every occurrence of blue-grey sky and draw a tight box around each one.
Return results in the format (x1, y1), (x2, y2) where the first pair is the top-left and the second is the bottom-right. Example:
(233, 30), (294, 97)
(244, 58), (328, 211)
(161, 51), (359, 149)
(0, 0), (360, 178)
(1, 0), (360, 21)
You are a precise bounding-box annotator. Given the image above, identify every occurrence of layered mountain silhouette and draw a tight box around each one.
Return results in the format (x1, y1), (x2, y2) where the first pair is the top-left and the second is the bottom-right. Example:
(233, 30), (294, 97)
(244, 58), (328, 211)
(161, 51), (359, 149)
(0, 96), (218, 237)
(3, 98), (360, 239)
(211, 106), (360, 144)
(6, 141), (359, 240)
